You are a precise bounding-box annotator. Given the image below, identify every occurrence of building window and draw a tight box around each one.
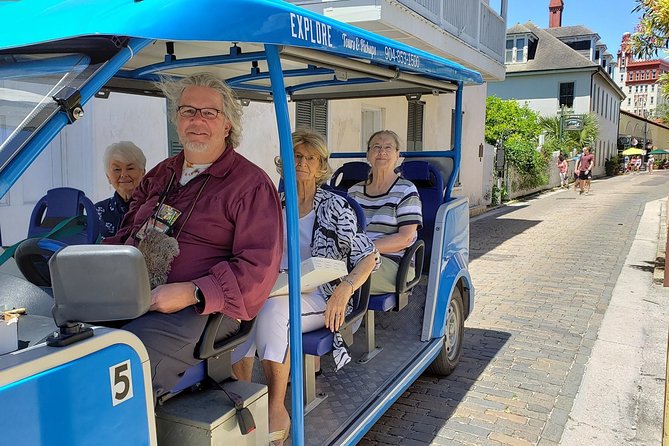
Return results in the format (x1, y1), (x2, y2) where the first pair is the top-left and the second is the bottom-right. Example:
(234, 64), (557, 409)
(559, 82), (574, 108)
(407, 100), (425, 151)
(595, 50), (600, 60)
(295, 99), (328, 138)
(628, 98), (631, 106)
(516, 38), (525, 62)
(505, 39), (513, 63)
(651, 96), (654, 104)
(505, 37), (528, 63)
(628, 86), (632, 93)
(653, 69), (657, 78)
(652, 84), (655, 91)
(621, 75), (624, 82)
(361, 108), (383, 148)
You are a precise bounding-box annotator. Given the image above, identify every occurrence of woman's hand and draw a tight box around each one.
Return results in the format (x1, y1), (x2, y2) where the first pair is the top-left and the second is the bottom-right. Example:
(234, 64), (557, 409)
(324, 283), (352, 332)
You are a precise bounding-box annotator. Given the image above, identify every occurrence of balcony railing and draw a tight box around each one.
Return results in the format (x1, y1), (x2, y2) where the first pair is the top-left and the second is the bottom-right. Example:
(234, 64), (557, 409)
(397, 0), (505, 63)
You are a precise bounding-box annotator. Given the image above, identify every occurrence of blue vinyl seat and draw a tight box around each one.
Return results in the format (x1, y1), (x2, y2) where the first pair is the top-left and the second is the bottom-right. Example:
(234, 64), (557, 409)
(161, 316), (256, 402)
(28, 187), (99, 245)
(329, 161), (369, 191)
(399, 161), (444, 273)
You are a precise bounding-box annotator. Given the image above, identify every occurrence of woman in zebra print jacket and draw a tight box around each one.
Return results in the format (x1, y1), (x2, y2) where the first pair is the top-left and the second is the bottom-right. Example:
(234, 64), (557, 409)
(233, 128), (378, 445)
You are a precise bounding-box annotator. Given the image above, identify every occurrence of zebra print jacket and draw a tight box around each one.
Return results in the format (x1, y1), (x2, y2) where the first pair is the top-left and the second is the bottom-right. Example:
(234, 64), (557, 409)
(281, 187), (379, 300)
(281, 187), (379, 369)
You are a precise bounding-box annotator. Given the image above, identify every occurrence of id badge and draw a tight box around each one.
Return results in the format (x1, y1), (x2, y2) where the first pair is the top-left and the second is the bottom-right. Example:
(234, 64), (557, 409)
(136, 203), (182, 240)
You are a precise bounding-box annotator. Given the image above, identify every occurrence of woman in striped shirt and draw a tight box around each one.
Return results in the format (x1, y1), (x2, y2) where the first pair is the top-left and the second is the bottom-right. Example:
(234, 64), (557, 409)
(349, 130), (422, 294)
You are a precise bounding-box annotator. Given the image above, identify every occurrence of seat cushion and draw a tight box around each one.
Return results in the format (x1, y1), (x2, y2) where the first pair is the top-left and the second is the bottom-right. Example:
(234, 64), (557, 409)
(302, 327), (334, 356)
(368, 293), (397, 312)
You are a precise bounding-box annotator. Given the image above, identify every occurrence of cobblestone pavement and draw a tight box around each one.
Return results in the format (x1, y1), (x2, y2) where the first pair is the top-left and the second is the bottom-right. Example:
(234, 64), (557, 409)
(361, 171), (669, 446)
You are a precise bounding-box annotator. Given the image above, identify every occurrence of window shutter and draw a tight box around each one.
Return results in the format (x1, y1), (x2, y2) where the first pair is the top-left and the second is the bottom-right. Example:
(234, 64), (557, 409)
(295, 100), (328, 138)
(313, 100), (328, 137)
(407, 101), (424, 151)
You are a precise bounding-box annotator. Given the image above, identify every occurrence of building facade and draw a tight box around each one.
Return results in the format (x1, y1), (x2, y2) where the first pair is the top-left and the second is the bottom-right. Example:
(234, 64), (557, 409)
(615, 32), (669, 118)
(488, 2), (624, 176)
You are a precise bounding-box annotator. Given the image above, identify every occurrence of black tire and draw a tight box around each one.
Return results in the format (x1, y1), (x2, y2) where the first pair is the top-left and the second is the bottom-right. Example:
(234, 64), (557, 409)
(427, 285), (464, 376)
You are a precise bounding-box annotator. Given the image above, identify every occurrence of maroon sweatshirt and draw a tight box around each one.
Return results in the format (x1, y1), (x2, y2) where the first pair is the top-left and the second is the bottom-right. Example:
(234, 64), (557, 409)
(105, 147), (282, 321)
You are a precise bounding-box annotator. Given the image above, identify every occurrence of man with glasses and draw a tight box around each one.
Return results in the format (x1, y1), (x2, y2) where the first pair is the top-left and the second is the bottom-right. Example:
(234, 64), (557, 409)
(105, 73), (282, 399)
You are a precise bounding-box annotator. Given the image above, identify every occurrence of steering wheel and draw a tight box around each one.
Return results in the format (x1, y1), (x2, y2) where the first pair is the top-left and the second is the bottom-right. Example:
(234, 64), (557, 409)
(14, 238), (67, 287)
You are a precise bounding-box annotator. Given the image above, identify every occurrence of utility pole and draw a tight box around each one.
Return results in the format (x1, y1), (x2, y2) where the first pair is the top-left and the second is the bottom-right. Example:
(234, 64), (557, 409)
(558, 105), (565, 145)
(643, 109), (649, 151)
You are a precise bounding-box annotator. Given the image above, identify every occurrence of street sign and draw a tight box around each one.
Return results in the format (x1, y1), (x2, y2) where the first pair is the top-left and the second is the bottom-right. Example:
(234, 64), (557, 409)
(563, 115), (583, 131)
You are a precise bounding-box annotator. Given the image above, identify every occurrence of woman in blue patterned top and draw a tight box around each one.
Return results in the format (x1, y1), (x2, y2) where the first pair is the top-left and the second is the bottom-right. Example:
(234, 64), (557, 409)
(349, 130), (422, 294)
(95, 141), (146, 239)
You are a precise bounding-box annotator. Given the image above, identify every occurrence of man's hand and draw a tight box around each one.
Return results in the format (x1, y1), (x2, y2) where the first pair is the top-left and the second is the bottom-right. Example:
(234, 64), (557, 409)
(150, 282), (197, 313)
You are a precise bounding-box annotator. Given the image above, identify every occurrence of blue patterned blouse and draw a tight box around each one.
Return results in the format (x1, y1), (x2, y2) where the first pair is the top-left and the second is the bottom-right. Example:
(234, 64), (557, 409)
(95, 192), (130, 239)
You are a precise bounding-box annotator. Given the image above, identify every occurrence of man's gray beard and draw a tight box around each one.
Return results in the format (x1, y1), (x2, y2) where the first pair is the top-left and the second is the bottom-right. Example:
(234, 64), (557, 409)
(183, 141), (209, 153)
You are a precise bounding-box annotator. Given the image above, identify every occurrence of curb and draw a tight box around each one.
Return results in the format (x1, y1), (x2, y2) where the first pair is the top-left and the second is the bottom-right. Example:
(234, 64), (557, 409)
(654, 199), (667, 285)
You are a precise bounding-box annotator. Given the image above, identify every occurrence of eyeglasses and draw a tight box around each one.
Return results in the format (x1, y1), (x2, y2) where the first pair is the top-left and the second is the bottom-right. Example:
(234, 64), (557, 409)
(370, 144), (398, 153)
(294, 153), (319, 163)
(177, 105), (222, 120)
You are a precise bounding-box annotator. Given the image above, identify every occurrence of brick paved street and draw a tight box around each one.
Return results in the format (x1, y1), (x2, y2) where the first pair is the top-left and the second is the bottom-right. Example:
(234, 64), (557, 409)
(362, 171), (669, 446)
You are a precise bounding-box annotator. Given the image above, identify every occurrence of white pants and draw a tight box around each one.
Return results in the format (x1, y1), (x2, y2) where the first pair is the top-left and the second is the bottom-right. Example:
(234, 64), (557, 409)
(232, 293), (327, 364)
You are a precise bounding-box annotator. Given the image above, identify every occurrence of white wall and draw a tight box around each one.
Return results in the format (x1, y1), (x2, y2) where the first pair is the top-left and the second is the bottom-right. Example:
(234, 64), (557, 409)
(327, 84), (488, 207)
(488, 71), (593, 117)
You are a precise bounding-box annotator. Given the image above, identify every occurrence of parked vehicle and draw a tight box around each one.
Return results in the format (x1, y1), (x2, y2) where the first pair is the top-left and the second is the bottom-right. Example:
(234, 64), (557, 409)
(0, 1), (482, 444)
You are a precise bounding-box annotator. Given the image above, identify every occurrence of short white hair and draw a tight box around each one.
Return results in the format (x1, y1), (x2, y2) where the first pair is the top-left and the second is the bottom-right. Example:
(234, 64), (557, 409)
(103, 141), (146, 175)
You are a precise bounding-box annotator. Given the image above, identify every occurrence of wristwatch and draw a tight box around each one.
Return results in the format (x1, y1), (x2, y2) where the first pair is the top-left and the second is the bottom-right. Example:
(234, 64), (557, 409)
(193, 284), (205, 312)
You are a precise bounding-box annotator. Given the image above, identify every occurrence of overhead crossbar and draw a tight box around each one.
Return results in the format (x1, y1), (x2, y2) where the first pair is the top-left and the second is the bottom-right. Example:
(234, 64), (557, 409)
(280, 46), (458, 94)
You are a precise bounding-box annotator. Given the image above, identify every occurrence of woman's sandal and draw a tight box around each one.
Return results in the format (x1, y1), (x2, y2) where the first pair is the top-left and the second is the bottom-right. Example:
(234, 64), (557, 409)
(269, 425), (290, 446)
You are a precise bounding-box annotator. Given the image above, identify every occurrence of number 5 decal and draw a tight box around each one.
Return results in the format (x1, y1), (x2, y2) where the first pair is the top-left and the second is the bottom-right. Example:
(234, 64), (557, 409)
(109, 360), (134, 406)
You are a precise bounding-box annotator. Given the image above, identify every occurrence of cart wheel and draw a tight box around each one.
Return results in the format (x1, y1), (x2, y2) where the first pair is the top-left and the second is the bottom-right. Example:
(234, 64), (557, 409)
(427, 286), (464, 376)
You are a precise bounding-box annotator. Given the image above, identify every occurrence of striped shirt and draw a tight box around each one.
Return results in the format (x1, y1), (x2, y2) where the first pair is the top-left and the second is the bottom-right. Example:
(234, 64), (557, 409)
(349, 177), (422, 258)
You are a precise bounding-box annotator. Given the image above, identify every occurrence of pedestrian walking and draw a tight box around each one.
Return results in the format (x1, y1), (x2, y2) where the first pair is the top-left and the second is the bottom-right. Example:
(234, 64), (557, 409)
(573, 150), (583, 194)
(577, 147), (594, 195)
(647, 154), (655, 174)
(624, 155), (630, 174)
(557, 154), (569, 188)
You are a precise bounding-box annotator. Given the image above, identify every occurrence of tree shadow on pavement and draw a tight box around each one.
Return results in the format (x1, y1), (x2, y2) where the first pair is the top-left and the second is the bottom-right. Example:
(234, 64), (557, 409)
(629, 260), (656, 273)
(470, 214), (541, 261)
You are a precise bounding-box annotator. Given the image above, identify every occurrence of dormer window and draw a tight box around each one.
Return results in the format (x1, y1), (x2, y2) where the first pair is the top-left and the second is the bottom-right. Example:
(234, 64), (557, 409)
(505, 36), (530, 63)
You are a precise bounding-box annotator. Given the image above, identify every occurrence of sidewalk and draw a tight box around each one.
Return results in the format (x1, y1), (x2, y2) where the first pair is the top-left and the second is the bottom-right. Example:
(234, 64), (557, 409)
(561, 198), (669, 445)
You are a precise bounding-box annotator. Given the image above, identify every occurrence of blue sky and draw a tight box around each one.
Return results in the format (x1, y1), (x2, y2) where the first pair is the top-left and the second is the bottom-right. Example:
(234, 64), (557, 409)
(506, 0), (641, 56)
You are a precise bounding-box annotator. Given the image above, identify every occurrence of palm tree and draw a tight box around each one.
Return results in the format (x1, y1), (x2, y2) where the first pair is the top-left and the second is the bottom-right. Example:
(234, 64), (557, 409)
(539, 112), (599, 154)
